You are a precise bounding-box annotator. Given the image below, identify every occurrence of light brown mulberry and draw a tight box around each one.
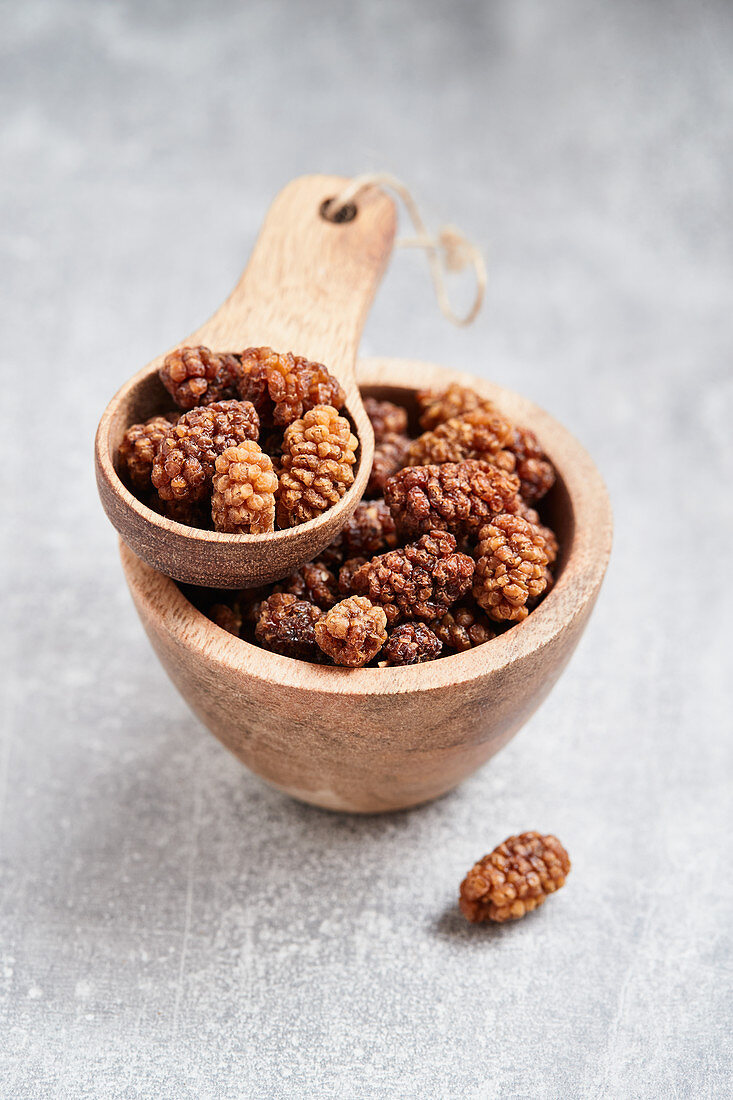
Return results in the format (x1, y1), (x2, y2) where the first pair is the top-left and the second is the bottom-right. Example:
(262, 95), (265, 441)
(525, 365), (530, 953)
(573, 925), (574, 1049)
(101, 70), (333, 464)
(516, 501), (559, 564)
(385, 461), (520, 540)
(276, 405), (358, 527)
(510, 427), (555, 502)
(416, 383), (493, 430)
(235, 347), (345, 427)
(539, 565), (555, 598)
(407, 408), (515, 468)
(473, 513), (549, 622)
(184, 399), (259, 443)
(382, 622), (442, 665)
(363, 396), (409, 442)
(367, 434), (410, 497)
(433, 603), (496, 652)
(255, 592), (323, 661)
(459, 832), (571, 923)
(276, 560), (339, 609)
(330, 499), (398, 559)
(314, 596), (388, 667)
(151, 400), (260, 502)
(211, 442), (278, 534)
(119, 413), (177, 489)
(351, 530), (475, 625)
(159, 346), (239, 409)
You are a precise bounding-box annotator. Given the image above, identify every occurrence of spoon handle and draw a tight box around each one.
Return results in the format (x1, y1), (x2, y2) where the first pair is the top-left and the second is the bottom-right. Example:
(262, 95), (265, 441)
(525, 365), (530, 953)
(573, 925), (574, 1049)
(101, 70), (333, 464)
(192, 175), (397, 393)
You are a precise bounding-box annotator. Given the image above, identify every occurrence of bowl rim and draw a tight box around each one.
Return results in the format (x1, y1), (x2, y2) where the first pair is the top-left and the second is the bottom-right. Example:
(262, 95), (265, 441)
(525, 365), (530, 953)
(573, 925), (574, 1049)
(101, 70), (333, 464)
(120, 356), (613, 697)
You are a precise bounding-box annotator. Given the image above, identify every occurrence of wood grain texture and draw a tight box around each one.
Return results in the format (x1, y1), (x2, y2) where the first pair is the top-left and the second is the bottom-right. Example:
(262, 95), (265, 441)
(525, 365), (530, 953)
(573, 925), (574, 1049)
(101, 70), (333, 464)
(95, 175), (397, 588)
(119, 357), (613, 814)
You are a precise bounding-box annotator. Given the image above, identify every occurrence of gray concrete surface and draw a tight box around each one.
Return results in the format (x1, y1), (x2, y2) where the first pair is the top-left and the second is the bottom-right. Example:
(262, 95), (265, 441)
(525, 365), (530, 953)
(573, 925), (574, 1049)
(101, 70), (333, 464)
(2, 1), (732, 1096)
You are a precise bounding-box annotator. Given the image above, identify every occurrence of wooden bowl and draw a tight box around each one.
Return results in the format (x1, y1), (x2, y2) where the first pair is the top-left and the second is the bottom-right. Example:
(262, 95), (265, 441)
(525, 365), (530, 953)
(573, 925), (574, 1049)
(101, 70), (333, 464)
(120, 357), (613, 814)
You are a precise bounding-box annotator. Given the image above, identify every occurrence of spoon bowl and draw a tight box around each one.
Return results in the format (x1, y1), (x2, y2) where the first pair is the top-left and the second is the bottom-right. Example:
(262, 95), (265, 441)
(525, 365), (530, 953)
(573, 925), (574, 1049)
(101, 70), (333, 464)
(95, 175), (396, 587)
(120, 357), (613, 813)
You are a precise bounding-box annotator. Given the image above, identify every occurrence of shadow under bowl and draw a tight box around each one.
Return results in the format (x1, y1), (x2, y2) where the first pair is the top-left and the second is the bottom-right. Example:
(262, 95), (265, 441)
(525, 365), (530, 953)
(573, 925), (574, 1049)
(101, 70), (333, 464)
(119, 357), (613, 813)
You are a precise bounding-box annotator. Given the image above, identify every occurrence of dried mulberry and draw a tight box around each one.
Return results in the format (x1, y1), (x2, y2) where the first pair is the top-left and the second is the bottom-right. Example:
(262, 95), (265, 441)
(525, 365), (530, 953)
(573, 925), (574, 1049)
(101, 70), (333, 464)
(363, 396), (409, 442)
(459, 832), (571, 923)
(417, 384), (492, 430)
(510, 427), (555, 502)
(516, 501), (559, 564)
(314, 596), (388, 667)
(236, 347), (345, 427)
(255, 592), (323, 661)
(151, 401), (259, 502)
(152, 495), (210, 528)
(276, 405), (358, 527)
(352, 530), (474, 625)
(407, 408), (515, 468)
(184, 399), (259, 446)
(539, 565), (555, 598)
(211, 442), (278, 534)
(367, 434), (410, 496)
(119, 413), (177, 489)
(159, 346), (238, 409)
(234, 586), (272, 631)
(382, 622), (442, 665)
(330, 499), (398, 559)
(338, 556), (368, 596)
(433, 603), (496, 652)
(385, 461), (520, 540)
(276, 560), (338, 609)
(473, 513), (549, 622)
(208, 602), (242, 637)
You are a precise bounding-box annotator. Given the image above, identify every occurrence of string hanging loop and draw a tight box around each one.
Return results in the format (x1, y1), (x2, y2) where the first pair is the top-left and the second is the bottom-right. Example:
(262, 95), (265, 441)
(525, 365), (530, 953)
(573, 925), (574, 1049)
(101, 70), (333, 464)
(322, 172), (486, 327)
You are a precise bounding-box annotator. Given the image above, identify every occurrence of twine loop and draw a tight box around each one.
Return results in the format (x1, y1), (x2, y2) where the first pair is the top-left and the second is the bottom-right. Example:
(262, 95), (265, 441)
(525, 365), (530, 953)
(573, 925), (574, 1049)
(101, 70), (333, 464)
(322, 172), (486, 327)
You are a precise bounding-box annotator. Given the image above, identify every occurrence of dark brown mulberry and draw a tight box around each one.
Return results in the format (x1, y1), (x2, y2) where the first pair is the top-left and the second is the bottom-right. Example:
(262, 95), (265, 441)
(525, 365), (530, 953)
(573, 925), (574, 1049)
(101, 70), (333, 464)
(367, 434), (410, 497)
(351, 530), (475, 625)
(510, 427), (555, 503)
(385, 461), (520, 540)
(330, 499), (398, 559)
(363, 396), (409, 442)
(338, 556), (369, 596)
(433, 603), (496, 652)
(382, 622), (442, 665)
(207, 602), (242, 636)
(473, 513), (549, 622)
(150, 495), (210, 528)
(459, 832), (571, 923)
(235, 347), (345, 427)
(159, 346), (239, 409)
(151, 400), (260, 502)
(276, 405), (358, 527)
(119, 413), (177, 489)
(417, 384), (492, 430)
(255, 592), (323, 661)
(314, 596), (388, 667)
(211, 442), (278, 533)
(276, 560), (339, 609)
(234, 586), (272, 633)
(407, 408), (515, 468)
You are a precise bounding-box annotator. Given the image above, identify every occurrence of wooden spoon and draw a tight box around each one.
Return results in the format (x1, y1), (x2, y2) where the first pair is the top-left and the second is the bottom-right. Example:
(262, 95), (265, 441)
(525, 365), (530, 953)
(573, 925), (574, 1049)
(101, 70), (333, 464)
(95, 174), (397, 588)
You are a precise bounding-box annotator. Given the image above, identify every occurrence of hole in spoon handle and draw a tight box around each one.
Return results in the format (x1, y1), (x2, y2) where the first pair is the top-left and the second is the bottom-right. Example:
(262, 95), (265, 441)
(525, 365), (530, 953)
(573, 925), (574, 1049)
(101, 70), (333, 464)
(193, 174), (397, 389)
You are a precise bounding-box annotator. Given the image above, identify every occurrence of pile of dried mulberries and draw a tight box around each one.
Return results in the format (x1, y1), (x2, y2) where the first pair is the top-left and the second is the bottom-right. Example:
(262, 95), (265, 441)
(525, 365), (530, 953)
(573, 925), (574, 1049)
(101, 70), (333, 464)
(176, 378), (560, 668)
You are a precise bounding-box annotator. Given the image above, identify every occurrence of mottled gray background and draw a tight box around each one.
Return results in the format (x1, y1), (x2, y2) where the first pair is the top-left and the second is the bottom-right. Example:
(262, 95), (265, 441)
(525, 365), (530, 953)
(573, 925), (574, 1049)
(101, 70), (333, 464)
(2, 0), (732, 1097)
